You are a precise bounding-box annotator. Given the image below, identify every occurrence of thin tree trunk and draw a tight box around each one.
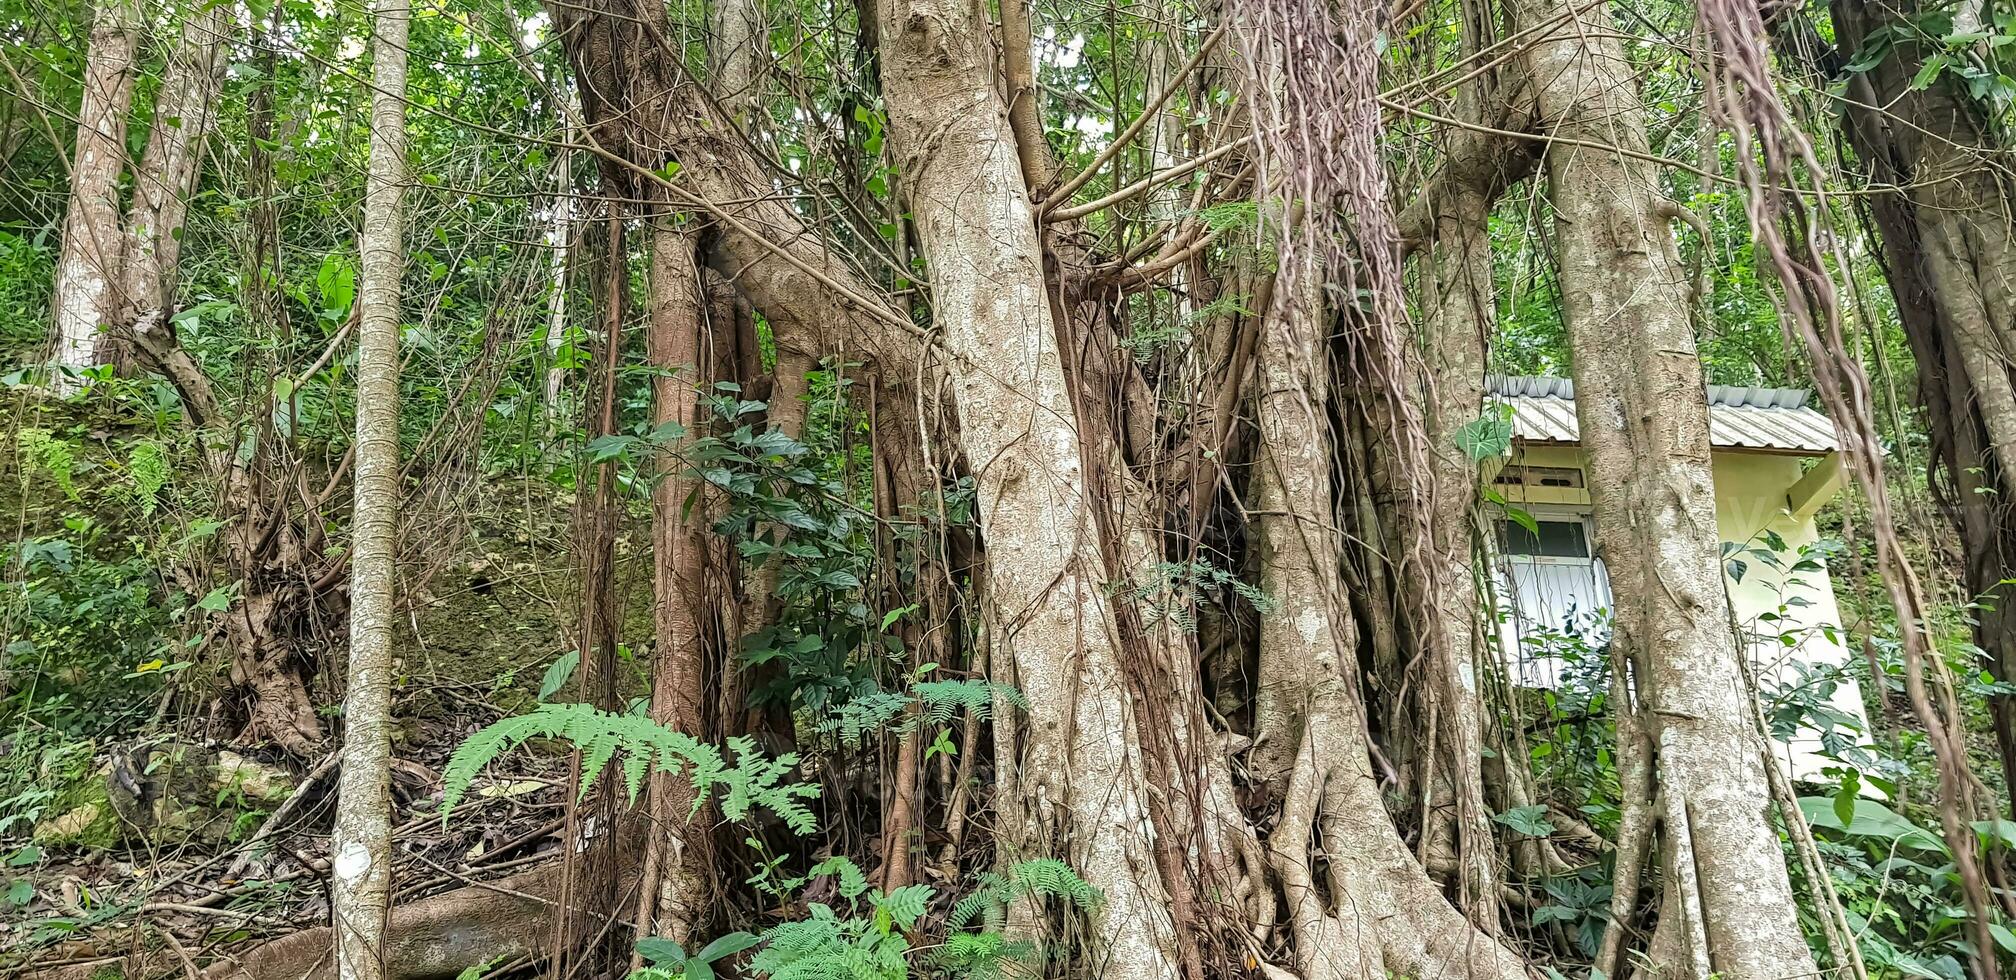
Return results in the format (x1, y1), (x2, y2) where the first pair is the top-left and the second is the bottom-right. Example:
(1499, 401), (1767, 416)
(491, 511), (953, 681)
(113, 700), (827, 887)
(329, 0), (410, 974)
(1517, 0), (1816, 974)
(114, 0), (229, 369)
(542, 123), (572, 409)
(50, 0), (138, 387)
(641, 218), (714, 945)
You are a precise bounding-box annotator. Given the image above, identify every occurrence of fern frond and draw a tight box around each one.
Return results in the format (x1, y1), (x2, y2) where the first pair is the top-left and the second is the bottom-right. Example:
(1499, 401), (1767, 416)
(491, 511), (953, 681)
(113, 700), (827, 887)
(441, 702), (817, 831)
(1011, 858), (1100, 910)
(874, 884), (933, 930)
(807, 855), (870, 900)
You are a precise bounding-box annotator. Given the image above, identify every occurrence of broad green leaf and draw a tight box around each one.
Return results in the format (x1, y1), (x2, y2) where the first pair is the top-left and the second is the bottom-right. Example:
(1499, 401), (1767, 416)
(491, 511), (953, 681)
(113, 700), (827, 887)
(635, 937), (688, 966)
(1798, 796), (1948, 854)
(694, 931), (760, 963)
(1454, 408), (1515, 461)
(538, 651), (579, 702)
(1493, 804), (1555, 837)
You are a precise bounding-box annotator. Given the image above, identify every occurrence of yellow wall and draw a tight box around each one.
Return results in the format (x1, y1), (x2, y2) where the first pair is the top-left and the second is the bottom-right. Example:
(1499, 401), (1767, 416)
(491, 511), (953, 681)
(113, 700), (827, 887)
(1494, 444), (1867, 780)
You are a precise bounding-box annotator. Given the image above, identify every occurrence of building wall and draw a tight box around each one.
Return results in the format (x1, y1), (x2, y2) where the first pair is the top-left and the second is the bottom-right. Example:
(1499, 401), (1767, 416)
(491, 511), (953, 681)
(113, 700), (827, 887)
(1492, 444), (1869, 781)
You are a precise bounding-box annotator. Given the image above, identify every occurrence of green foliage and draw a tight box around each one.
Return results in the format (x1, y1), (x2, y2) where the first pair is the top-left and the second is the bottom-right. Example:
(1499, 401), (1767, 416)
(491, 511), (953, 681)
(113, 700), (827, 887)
(122, 441), (171, 515)
(1454, 404), (1516, 462)
(633, 931), (761, 980)
(2, 514), (180, 740)
(1113, 560), (1276, 634)
(17, 428), (78, 501)
(440, 702), (818, 833)
(0, 231), (53, 362)
(1796, 793), (2016, 980)
(536, 650), (579, 702)
(821, 676), (1027, 746)
(742, 881), (936, 980)
(1492, 804), (1555, 837)
(949, 859), (1101, 932)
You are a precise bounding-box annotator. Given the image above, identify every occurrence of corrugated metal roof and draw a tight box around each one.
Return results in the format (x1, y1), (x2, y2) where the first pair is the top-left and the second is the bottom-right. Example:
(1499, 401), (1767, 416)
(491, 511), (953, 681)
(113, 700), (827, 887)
(1485, 375), (1839, 455)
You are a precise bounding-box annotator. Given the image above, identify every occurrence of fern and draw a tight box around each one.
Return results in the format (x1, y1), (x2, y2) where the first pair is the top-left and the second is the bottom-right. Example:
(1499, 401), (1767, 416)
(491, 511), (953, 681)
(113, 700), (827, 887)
(1010, 859), (1099, 909)
(819, 680), (1025, 746)
(747, 897), (920, 980)
(913, 679), (1025, 726)
(1179, 292), (1254, 326)
(823, 690), (910, 746)
(1111, 560), (1277, 634)
(806, 855), (871, 900)
(1193, 200), (1259, 233)
(125, 440), (169, 515)
(18, 428), (77, 500)
(949, 859), (1100, 930)
(874, 884), (932, 931)
(441, 702), (818, 833)
(931, 930), (1038, 980)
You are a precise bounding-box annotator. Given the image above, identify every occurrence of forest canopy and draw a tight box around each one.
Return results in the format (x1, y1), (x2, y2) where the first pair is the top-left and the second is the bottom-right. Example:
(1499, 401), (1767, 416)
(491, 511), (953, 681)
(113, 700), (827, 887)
(3, 0), (2016, 978)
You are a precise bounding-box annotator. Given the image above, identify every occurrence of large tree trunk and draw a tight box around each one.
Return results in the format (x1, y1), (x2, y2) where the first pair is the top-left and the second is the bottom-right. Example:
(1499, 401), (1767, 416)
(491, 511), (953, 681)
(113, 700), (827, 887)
(329, 0), (411, 975)
(1248, 280), (1530, 980)
(1818, 0), (2016, 821)
(875, 2), (1181, 976)
(50, 0), (138, 387)
(1518, 0), (1816, 975)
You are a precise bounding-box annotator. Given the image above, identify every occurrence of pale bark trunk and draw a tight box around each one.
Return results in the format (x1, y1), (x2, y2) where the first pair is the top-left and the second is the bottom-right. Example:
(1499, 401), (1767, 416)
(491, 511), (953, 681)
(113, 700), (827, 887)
(876, 2), (1179, 976)
(110, 0), (229, 412)
(1518, 0), (1816, 975)
(542, 126), (571, 408)
(642, 220), (714, 944)
(50, 0), (138, 387)
(1415, 173), (1501, 926)
(1249, 284), (1527, 980)
(711, 0), (765, 120)
(330, 0), (410, 975)
(117, 0), (228, 340)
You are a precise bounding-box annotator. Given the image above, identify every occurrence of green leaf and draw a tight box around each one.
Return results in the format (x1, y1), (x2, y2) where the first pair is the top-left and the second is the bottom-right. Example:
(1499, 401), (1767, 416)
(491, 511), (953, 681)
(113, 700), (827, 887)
(1532, 904), (1579, 926)
(876, 883), (935, 930)
(584, 434), (637, 463)
(693, 931), (760, 963)
(1493, 804), (1555, 837)
(881, 604), (918, 631)
(1454, 407), (1515, 461)
(1833, 769), (1860, 830)
(453, 955), (504, 980)
(635, 937), (688, 966)
(538, 651), (579, 702)
(1913, 52), (1955, 89)
(1797, 796), (1949, 854)
(197, 585), (235, 613)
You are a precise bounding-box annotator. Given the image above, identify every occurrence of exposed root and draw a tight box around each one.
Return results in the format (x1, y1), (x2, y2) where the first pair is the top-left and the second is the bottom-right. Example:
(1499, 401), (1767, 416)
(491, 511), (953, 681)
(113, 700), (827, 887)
(199, 863), (564, 980)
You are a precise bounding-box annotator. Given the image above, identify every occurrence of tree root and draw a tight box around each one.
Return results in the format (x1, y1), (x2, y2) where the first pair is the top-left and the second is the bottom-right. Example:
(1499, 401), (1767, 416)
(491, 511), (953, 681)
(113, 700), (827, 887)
(36, 863), (577, 980)
(200, 862), (562, 980)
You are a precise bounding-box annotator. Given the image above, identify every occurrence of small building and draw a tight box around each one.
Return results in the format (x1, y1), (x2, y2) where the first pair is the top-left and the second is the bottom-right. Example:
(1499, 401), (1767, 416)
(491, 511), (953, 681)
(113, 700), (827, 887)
(1485, 376), (1867, 780)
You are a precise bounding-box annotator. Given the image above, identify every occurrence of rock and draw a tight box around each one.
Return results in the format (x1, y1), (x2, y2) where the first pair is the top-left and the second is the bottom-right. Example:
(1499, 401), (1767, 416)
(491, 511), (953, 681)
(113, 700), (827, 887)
(31, 741), (296, 850)
(33, 801), (114, 849)
(214, 750), (293, 802)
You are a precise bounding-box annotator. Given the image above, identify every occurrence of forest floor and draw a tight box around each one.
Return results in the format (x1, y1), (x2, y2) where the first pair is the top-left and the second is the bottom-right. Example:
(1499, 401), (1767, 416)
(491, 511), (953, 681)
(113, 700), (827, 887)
(1, 492), (659, 979)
